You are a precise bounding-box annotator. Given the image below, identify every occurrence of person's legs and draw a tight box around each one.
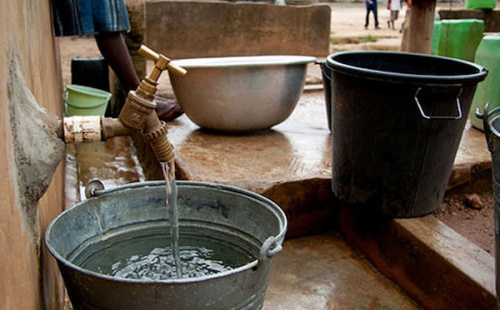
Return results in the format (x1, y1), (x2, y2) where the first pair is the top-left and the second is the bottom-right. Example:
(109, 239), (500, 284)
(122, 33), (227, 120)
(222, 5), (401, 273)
(365, 8), (371, 28)
(374, 7), (380, 28)
(389, 11), (398, 29)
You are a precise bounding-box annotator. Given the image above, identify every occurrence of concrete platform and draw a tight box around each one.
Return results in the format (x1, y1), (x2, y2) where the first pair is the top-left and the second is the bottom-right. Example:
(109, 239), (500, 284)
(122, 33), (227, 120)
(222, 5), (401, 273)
(65, 139), (424, 310)
(65, 74), (496, 309)
(264, 232), (421, 309)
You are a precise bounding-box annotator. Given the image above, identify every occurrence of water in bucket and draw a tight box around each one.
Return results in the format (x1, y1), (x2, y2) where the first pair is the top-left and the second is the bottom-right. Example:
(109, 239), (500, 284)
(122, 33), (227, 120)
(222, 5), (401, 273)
(70, 160), (252, 281)
(71, 226), (256, 280)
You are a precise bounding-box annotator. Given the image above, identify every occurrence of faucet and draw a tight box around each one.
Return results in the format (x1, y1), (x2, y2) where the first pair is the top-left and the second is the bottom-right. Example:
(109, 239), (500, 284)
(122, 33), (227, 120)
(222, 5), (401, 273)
(62, 45), (187, 163)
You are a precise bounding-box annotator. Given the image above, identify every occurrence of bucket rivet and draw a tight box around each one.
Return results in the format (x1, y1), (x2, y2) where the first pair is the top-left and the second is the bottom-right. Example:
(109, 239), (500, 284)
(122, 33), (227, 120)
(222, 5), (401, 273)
(85, 179), (105, 198)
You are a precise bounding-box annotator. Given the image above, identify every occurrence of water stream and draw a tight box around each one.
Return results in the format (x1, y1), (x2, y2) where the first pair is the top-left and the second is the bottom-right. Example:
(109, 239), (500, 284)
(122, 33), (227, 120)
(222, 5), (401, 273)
(161, 160), (183, 279)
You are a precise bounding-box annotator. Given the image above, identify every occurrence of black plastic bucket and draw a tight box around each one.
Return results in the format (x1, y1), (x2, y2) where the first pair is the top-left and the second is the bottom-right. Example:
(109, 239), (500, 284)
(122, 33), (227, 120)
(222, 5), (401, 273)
(71, 57), (110, 92)
(478, 103), (500, 309)
(327, 51), (487, 218)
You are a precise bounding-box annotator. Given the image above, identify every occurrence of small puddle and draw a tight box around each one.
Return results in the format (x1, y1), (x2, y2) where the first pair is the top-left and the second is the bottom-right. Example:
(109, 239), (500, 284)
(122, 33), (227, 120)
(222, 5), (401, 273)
(65, 136), (145, 204)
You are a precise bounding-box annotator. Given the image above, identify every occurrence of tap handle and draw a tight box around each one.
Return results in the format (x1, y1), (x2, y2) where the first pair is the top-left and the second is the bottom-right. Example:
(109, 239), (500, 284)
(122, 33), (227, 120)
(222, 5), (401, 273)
(138, 45), (187, 77)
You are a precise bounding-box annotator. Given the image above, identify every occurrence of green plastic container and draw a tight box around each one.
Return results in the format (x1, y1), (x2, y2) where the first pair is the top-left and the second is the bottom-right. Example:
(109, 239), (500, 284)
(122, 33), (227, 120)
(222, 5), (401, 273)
(64, 84), (112, 116)
(466, 0), (496, 9)
(470, 35), (500, 130)
(431, 21), (441, 55)
(434, 19), (484, 62)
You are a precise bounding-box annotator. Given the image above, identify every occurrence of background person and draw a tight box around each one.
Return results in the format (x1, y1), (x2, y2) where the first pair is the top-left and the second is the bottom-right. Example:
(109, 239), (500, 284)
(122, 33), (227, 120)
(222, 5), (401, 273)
(387, 0), (402, 30)
(365, 0), (381, 30)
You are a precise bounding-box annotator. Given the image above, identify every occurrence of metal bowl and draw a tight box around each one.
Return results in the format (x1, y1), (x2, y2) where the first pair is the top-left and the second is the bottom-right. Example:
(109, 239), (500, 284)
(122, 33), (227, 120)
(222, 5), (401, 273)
(169, 55), (316, 132)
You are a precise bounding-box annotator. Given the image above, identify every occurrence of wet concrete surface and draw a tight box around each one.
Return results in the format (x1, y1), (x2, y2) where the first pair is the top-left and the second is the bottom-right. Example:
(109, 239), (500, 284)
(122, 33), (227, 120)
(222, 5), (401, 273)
(64, 138), (145, 207)
(264, 232), (422, 310)
(167, 90), (332, 190)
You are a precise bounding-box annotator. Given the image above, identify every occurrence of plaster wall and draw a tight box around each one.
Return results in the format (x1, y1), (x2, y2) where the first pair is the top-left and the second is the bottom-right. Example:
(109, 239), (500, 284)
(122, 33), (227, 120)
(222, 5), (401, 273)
(1, 0), (65, 309)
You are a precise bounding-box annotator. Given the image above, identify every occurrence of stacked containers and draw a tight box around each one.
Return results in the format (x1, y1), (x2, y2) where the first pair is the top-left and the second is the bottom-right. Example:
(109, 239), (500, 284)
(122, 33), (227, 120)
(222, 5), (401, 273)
(431, 21), (442, 55)
(470, 35), (500, 130)
(466, 0), (496, 9)
(432, 19), (484, 62)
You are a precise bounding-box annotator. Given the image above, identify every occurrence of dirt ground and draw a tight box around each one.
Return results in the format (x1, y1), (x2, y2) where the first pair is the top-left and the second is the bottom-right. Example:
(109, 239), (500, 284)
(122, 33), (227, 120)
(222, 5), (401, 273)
(435, 172), (495, 255)
(57, 1), (495, 255)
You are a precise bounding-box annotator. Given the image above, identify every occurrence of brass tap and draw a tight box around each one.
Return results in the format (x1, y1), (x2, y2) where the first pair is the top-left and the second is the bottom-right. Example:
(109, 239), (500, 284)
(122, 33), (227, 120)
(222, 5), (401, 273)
(62, 45), (187, 164)
(118, 45), (186, 162)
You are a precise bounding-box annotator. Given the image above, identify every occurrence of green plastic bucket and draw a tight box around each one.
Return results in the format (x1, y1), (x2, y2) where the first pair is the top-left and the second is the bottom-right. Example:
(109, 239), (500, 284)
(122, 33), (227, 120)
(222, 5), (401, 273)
(434, 19), (484, 62)
(466, 0), (496, 9)
(64, 84), (112, 116)
(471, 35), (500, 131)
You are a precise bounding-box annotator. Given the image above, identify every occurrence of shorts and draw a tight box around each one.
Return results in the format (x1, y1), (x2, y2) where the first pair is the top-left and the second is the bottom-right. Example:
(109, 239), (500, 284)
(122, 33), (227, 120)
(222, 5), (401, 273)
(52, 0), (131, 37)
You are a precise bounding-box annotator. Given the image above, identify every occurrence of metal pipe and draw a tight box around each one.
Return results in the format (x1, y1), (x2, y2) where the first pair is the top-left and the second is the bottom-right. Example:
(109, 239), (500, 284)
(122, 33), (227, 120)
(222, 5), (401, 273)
(62, 116), (133, 143)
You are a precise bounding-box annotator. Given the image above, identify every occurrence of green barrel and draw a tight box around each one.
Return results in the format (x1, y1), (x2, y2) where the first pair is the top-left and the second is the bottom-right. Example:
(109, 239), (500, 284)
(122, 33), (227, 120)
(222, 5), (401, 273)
(466, 0), (496, 9)
(470, 35), (500, 130)
(435, 19), (484, 62)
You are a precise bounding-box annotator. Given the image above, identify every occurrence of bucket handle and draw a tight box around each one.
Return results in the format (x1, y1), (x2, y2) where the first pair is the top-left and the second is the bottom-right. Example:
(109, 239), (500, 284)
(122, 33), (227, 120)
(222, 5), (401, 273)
(476, 102), (500, 153)
(256, 236), (283, 269)
(414, 87), (463, 120)
(259, 236), (283, 261)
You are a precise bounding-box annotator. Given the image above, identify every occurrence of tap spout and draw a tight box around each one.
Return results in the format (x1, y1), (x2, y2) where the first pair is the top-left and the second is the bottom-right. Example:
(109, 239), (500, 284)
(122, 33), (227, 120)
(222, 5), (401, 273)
(118, 89), (174, 162)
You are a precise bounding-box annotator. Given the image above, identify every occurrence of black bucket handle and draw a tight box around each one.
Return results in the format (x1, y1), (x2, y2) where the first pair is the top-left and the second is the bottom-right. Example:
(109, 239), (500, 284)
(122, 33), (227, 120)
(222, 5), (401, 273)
(414, 87), (463, 120)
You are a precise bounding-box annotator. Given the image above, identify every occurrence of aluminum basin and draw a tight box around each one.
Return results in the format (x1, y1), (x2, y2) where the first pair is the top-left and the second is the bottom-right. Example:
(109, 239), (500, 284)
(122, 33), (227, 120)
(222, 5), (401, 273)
(169, 55), (316, 132)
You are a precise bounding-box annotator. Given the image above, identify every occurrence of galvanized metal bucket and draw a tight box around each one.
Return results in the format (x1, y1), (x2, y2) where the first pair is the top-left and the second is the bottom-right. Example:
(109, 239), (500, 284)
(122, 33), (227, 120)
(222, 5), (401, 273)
(45, 181), (287, 310)
(477, 103), (500, 309)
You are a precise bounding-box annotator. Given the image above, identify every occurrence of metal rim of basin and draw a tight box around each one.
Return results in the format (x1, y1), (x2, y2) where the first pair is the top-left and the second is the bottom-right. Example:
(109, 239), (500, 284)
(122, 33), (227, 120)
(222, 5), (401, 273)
(171, 55), (317, 68)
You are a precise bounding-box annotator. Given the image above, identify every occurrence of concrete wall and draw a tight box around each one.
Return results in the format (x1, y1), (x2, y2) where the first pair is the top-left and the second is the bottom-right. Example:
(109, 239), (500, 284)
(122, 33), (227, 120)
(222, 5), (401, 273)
(145, 1), (331, 59)
(1, 1), (65, 309)
(439, 9), (500, 32)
